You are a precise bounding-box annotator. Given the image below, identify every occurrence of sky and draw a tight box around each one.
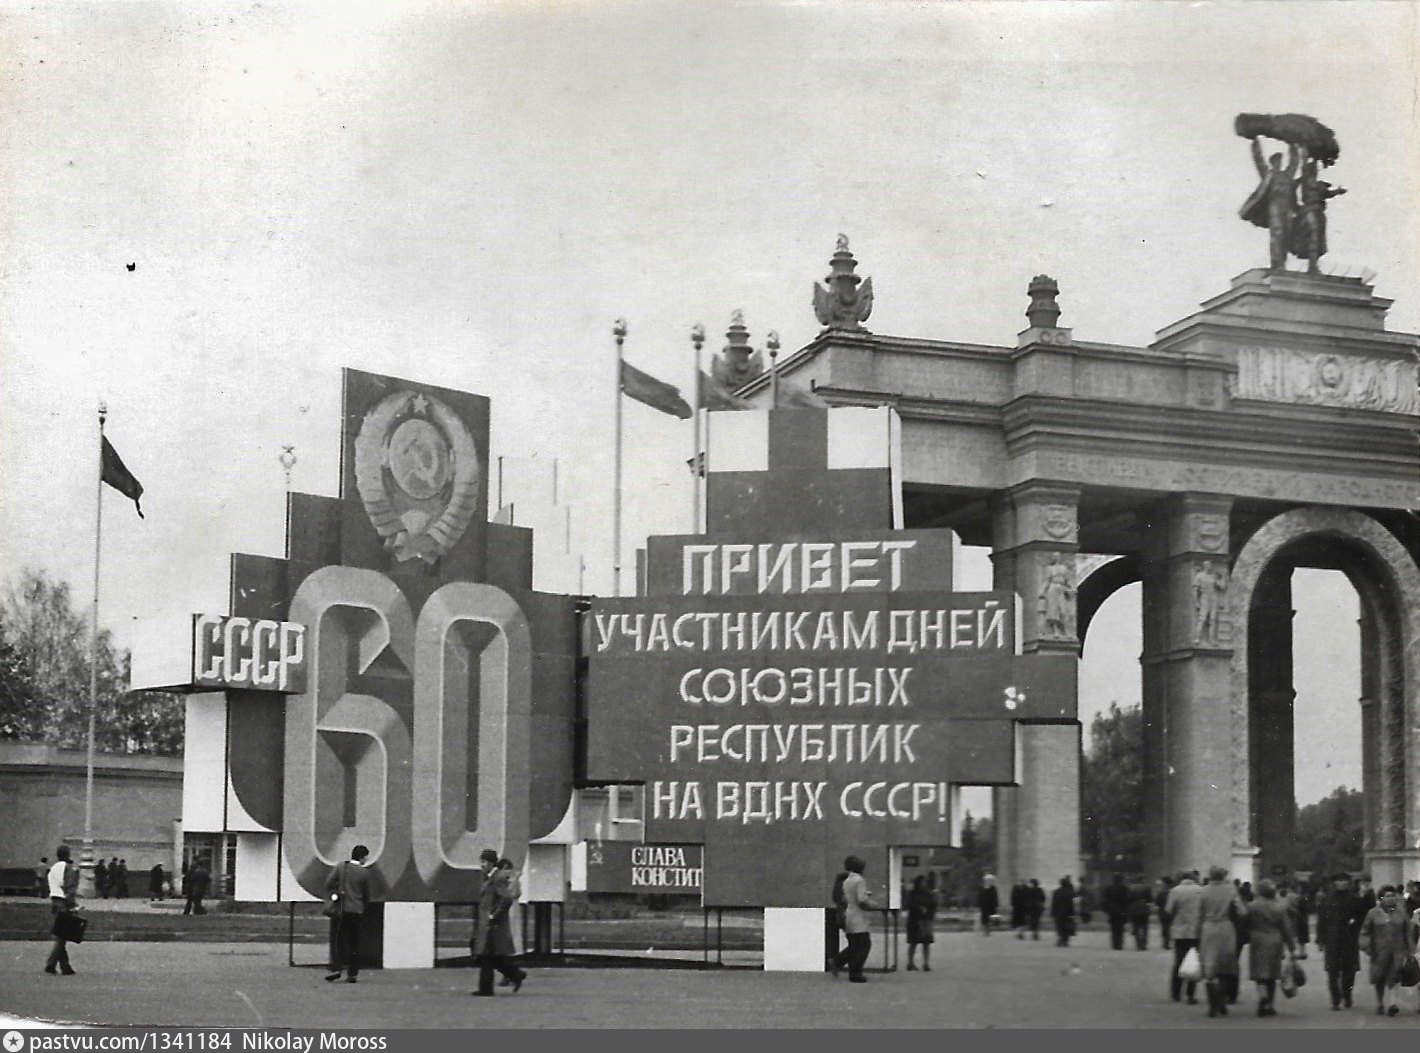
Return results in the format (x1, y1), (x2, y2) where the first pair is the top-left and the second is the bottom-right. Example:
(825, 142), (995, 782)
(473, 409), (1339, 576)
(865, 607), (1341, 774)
(1, 0), (1413, 805)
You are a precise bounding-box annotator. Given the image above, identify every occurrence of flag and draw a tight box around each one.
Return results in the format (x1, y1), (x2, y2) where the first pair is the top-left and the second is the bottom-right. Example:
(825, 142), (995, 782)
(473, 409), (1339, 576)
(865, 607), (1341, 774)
(698, 371), (752, 411)
(101, 435), (145, 518)
(621, 360), (692, 419)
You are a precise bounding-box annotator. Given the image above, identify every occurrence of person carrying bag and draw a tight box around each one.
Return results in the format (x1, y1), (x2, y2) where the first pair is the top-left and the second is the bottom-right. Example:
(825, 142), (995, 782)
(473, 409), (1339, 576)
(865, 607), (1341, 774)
(324, 845), (371, 984)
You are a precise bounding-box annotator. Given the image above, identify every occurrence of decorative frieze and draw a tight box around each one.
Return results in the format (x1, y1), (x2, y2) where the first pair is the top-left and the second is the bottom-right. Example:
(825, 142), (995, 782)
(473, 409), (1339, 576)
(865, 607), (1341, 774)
(1233, 345), (1418, 414)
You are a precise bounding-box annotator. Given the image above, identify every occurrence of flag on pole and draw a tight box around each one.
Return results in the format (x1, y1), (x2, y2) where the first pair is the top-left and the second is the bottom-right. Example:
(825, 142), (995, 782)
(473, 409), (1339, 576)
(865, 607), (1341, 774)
(101, 436), (144, 518)
(621, 360), (693, 419)
(698, 371), (752, 411)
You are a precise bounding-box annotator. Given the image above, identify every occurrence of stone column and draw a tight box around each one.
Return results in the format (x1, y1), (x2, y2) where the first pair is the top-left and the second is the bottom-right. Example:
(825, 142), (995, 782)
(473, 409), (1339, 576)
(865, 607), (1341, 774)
(1139, 494), (1243, 879)
(1249, 564), (1295, 877)
(990, 484), (1082, 890)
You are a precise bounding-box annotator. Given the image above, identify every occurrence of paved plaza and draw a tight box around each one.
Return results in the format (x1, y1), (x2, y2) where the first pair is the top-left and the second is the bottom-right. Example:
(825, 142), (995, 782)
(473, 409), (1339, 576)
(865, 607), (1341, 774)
(4, 930), (1418, 1030)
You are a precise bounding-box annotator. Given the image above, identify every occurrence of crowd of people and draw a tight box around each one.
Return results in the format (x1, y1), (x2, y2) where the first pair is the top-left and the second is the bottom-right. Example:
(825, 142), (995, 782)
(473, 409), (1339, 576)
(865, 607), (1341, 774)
(982, 867), (1420, 1019)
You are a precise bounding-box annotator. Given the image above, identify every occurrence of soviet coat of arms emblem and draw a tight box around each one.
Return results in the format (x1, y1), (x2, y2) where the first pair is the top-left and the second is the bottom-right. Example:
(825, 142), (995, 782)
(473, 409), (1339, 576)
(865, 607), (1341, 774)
(354, 391), (481, 563)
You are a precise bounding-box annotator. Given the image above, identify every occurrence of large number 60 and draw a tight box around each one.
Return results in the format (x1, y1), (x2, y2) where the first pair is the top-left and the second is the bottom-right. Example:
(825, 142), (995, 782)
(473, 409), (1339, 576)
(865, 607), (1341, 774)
(282, 566), (531, 899)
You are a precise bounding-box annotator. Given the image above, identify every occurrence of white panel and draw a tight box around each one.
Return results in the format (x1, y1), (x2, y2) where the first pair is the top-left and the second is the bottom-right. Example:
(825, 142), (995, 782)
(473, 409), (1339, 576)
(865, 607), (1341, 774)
(706, 412), (769, 473)
(524, 843), (568, 902)
(568, 841), (588, 892)
(381, 902), (436, 969)
(887, 849), (903, 910)
(234, 833), (280, 901)
(130, 614), (196, 691)
(277, 839), (320, 902)
(888, 407), (904, 529)
(826, 406), (892, 470)
(181, 695), (227, 832)
(949, 786), (965, 847)
(763, 908), (828, 971)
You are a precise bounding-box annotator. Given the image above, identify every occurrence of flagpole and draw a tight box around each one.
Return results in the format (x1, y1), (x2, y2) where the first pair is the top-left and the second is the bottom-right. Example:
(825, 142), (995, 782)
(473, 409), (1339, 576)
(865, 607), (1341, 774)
(690, 323), (705, 534)
(612, 319), (627, 596)
(767, 330), (781, 409)
(82, 401), (107, 897)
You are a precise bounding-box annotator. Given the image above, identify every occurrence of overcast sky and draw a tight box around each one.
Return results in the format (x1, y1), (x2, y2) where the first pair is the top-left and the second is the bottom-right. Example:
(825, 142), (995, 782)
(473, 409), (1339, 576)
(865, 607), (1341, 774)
(2, 0), (1412, 804)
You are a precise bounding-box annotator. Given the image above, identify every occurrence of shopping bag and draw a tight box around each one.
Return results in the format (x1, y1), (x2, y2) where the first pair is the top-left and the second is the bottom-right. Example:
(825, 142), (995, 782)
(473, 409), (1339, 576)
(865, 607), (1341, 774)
(322, 895), (343, 919)
(1178, 947), (1202, 981)
(1280, 959), (1298, 998)
(1399, 955), (1420, 988)
(52, 911), (88, 944)
(1290, 959), (1307, 989)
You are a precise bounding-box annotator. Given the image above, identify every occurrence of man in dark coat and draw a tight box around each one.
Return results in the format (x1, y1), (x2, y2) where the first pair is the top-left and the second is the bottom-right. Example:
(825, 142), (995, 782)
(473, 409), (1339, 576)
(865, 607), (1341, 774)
(976, 874), (999, 936)
(1103, 873), (1130, 950)
(183, 861), (211, 915)
(1051, 877), (1077, 947)
(324, 845), (372, 983)
(472, 849), (526, 996)
(1024, 878), (1046, 940)
(94, 859), (109, 900)
(1316, 871), (1367, 1010)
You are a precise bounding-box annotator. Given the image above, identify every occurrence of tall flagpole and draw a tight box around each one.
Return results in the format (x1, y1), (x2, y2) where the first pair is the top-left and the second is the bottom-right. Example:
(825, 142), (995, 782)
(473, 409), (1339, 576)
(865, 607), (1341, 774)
(82, 401), (107, 896)
(690, 323), (705, 534)
(612, 318), (627, 596)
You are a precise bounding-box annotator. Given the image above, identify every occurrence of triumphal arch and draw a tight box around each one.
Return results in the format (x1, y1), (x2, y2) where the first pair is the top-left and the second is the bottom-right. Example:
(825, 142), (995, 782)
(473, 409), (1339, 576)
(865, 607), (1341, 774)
(751, 117), (1419, 886)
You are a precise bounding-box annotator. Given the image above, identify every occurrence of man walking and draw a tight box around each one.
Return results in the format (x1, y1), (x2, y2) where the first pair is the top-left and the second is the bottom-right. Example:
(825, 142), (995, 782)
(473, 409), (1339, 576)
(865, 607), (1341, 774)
(1164, 870), (1204, 1004)
(325, 845), (372, 983)
(43, 846), (79, 976)
(472, 849), (527, 996)
(831, 855), (880, 983)
(183, 860), (211, 915)
(1316, 871), (1366, 1010)
(1104, 873), (1130, 950)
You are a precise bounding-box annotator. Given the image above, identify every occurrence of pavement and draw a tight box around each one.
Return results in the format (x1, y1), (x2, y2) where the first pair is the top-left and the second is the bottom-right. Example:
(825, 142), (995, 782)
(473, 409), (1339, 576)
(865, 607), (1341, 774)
(4, 931), (1420, 1029)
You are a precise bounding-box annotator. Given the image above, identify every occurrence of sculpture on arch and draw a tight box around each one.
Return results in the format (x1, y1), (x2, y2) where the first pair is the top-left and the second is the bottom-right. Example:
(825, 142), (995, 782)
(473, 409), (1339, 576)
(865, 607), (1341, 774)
(1235, 113), (1344, 273)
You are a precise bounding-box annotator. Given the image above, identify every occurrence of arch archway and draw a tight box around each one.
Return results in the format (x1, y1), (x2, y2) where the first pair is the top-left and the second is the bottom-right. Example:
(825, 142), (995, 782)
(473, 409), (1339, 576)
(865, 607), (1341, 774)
(1227, 508), (1420, 885)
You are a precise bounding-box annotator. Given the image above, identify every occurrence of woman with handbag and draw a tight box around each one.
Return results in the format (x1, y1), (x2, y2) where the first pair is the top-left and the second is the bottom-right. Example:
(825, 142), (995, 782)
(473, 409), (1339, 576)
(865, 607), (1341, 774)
(1360, 885), (1418, 1016)
(1246, 879), (1298, 1017)
(43, 845), (80, 976)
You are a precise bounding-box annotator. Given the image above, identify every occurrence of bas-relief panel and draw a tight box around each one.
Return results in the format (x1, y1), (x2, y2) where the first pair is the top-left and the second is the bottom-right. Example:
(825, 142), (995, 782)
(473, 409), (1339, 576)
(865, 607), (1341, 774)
(1020, 450), (1420, 508)
(1232, 345), (1419, 414)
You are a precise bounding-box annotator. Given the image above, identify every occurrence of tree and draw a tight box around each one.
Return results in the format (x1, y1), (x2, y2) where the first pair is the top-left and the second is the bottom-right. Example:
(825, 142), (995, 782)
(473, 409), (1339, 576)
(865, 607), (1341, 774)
(0, 622), (43, 740)
(1294, 786), (1364, 878)
(0, 566), (183, 754)
(1080, 701), (1144, 878)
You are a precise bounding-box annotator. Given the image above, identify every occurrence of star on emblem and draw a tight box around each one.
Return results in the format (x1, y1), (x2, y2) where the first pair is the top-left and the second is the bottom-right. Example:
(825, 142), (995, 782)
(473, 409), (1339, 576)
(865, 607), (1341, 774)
(410, 393), (429, 415)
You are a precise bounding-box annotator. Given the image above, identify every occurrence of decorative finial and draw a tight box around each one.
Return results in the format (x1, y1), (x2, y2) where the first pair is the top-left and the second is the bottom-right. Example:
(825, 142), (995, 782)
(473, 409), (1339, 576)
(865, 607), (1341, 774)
(1026, 275), (1062, 329)
(766, 331), (780, 356)
(812, 236), (874, 331)
(98, 400), (108, 421)
(612, 318), (628, 343)
(690, 322), (705, 349)
(712, 310), (764, 391)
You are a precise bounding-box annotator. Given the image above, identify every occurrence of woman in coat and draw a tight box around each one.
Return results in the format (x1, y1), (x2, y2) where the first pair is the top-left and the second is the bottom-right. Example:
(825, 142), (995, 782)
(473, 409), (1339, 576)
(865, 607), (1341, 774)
(1360, 885), (1417, 1016)
(904, 875), (936, 971)
(1196, 865), (1247, 1017)
(1246, 879), (1297, 1016)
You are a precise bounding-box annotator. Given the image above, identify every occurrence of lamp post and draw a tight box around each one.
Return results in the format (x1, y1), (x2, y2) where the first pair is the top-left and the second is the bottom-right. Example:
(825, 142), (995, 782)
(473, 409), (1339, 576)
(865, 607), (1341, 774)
(767, 330), (781, 408)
